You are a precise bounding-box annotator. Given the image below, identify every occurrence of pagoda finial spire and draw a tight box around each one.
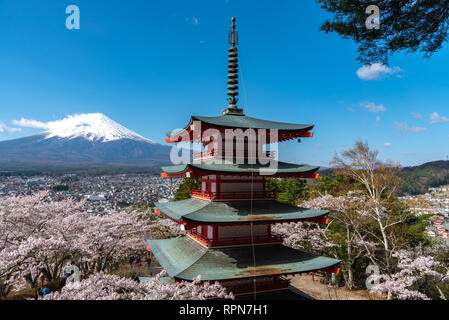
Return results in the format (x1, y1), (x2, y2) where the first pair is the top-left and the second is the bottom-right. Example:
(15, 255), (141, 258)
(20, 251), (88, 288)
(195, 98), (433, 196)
(223, 17), (244, 116)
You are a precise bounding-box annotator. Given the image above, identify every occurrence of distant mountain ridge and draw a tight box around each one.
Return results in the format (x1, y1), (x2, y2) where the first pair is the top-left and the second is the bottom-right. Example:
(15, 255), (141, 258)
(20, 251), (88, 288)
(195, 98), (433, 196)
(313, 161), (449, 195)
(398, 160), (449, 195)
(0, 113), (171, 173)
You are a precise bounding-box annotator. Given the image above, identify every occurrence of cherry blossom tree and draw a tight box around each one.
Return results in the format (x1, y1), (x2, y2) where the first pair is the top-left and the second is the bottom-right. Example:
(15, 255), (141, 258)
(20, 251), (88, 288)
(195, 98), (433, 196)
(273, 221), (335, 253)
(72, 210), (151, 274)
(0, 193), (181, 297)
(331, 141), (406, 298)
(300, 193), (377, 290)
(147, 212), (185, 239)
(0, 192), (85, 293)
(370, 247), (448, 300)
(41, 271), (234, 300)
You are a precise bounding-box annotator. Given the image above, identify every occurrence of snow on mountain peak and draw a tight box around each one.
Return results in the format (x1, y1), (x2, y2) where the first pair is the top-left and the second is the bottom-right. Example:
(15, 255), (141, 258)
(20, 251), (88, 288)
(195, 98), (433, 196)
(37, 113), (154, 143)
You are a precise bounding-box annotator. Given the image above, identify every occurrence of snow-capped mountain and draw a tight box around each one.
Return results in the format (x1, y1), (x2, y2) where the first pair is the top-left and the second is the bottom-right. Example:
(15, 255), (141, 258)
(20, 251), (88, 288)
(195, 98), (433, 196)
(40, 113), (154, 143)
(0, 113), (172, 171)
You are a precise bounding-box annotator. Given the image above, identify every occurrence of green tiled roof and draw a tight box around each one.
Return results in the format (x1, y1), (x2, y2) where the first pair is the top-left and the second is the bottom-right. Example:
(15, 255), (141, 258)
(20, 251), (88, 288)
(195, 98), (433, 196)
(162, 159), (319, 176)
(167, 114), (313, 138)
(147, 237), (340, 281)
(155, 198), (328, 223)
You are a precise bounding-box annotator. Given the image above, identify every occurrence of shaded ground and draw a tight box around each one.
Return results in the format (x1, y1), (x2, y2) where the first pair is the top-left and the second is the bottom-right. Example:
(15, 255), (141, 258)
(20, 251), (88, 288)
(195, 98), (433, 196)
(287, 274), (371, 300)
(236, 286), (311, 300)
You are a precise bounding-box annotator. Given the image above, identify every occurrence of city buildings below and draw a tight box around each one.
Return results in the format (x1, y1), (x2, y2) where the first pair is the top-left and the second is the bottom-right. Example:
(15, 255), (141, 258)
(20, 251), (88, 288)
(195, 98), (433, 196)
(0, 173), (181, 214)
(399, 185), (449, 246)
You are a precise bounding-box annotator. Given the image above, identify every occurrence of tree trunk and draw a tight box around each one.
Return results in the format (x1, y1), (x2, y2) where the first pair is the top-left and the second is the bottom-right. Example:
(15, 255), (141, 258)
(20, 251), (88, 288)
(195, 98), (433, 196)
(346, 226), (354, 290)
(375, 207), (392, 300)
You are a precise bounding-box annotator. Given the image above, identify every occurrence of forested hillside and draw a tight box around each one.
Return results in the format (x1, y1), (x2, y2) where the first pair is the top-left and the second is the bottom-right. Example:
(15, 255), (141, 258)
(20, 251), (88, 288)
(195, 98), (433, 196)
(399, 161), (449, 195)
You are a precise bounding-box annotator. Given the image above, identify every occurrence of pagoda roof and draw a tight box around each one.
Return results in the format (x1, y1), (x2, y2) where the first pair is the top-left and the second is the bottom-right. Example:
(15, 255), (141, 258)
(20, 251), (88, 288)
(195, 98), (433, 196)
(167, 114), (313, 138)
(161, 159), (319, 177)
(147, 236), (340, 281)
(155, 198), (328, 224)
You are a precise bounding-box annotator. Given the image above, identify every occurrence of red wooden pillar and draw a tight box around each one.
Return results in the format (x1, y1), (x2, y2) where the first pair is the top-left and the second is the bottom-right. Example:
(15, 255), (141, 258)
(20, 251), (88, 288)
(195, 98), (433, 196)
(216, 175), (221, 199)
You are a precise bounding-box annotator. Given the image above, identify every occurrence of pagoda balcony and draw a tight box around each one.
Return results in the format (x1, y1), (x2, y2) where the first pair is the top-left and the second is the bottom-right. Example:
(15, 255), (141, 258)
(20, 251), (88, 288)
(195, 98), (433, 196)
(187, 230), (212, 247)
(193, 150), (276, 162)
(191, 189), (276, 201)
(187, 230), (283, 248)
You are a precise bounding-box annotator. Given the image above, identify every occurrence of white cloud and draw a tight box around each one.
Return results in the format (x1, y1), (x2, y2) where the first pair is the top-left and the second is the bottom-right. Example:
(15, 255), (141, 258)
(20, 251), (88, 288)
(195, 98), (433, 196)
(356, 63), (402, 81)
(394, 122), (428, 133)
(429, 112), (449, 124)
(410, 112), (422, 119)
(12, 118), (49, 129)
(0, 121), (21, 134)
(382, 142), (392, 147)
(359, 101), (386, 113)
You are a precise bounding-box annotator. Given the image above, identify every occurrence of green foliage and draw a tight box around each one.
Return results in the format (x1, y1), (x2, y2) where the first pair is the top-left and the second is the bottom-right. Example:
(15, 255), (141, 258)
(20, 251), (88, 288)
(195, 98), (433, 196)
(174, 178), (200, 201)
(117, 201), (131, 208)
(266, 178), (309, 205)
(403, 214), (433, 247)
(318, 0), (449, 63)
(310, 173), (360, 197)
(382, 196), (433, 247)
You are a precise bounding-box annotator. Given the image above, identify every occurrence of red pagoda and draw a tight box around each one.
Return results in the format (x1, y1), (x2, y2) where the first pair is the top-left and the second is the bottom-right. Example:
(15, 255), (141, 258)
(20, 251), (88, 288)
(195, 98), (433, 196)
(147, 17), (340, 299)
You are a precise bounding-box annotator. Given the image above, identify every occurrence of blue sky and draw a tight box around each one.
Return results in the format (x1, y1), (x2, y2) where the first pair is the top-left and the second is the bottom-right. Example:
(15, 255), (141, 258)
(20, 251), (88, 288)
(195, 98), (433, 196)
(0, 0), (448, 167)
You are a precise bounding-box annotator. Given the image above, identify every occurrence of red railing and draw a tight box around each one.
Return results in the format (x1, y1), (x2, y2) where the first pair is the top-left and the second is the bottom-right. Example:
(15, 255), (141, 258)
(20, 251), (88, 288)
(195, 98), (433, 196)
(187, 230), (211, 247)
(193, 150), (216, 161)
(187, 230), (284, 248)
(191, 189), (214, 200)
(191, 189), (276, 201)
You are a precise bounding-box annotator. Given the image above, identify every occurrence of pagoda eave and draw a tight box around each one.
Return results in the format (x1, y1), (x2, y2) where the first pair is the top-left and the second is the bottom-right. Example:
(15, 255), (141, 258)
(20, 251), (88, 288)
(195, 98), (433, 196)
(155, 213), (329, 227)
(154, 198), (330, 225)
(147, 237), (341, 282)
(162, 171), (319, 179)
(160, 163), (320, 179)
(165, 115), (315, 144)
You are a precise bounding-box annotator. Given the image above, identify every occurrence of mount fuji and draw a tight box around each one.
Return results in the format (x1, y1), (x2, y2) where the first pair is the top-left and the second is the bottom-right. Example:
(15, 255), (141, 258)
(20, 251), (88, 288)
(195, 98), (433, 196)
(0, 113), (172, 172)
